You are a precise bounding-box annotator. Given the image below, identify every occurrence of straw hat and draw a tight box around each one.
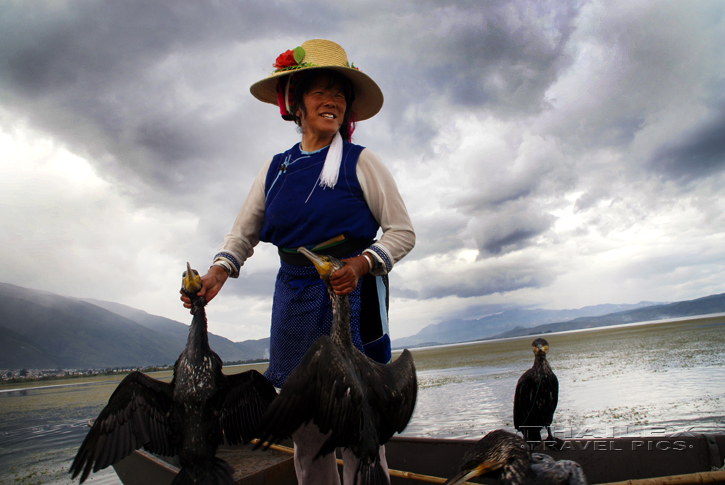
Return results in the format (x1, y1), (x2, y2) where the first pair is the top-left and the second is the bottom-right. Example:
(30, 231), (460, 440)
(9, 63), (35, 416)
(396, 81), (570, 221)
(250, 39), (384, 121)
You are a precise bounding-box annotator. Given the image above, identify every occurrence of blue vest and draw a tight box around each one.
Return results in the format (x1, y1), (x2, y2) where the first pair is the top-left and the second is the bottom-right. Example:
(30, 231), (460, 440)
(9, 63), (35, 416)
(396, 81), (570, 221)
(260, 142), (380, 248)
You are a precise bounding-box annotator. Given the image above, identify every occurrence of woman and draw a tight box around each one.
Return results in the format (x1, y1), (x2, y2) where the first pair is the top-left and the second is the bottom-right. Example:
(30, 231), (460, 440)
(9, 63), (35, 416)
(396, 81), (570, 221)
(181, 39), (415, 484)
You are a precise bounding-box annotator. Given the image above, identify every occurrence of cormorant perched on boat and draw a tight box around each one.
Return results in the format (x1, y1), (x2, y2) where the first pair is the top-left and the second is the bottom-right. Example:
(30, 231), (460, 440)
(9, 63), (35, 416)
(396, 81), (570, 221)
(443, 429), (587, 485)
(255, 248), (417, 485)
(513, 338), (559, 447)
(69, 263), (278, 485)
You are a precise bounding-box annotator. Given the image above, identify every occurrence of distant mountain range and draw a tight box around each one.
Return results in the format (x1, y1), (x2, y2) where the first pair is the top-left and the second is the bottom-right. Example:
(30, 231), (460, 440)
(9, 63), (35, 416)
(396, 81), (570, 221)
(392, 293), (725, 348)
(0, 283), (269, 370)
(490, 292), (725, 340)
(3, 280), (725, 369)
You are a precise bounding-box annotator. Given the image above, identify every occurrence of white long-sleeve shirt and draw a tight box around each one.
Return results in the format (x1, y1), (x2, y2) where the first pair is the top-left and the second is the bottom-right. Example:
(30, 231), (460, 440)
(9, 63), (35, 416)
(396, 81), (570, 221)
(213, 147), (415, 277)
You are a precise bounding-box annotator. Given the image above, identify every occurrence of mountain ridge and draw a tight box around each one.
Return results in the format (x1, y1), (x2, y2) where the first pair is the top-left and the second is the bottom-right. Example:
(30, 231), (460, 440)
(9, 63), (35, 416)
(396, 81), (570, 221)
(394, 293), (725, 348)
(490, 292), (725, 340)
(4, 281), (724, 368)
(0, 283), (269, 369)
(392, 301), (662, 348)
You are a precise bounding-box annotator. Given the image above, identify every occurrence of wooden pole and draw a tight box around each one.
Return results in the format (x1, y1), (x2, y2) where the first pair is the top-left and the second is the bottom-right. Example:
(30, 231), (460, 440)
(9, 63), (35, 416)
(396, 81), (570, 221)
(251, 440), (725, 485)
(596, 469), (725, 485)
(249, 439), (475, 484)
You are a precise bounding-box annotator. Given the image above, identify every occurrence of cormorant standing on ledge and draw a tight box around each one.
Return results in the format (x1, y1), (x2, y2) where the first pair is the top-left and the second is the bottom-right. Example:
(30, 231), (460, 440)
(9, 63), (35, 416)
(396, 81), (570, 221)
(513, 338), (559, 446)
(443, 429), (587, 485)
(70, 263), (277, 485)
(256, 248), (417, 485)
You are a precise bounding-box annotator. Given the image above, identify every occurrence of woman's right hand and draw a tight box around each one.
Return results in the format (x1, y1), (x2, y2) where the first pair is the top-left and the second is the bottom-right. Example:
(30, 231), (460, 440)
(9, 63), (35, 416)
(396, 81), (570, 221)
(180, 265), (229, 313)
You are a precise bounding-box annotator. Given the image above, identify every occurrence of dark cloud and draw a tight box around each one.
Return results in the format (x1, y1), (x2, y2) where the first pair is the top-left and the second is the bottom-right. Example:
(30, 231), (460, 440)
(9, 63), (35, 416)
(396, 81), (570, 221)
(0, 0), (341, 203)
(404, 213), (468, 260)
(3, 0), (725, 339)
(649, 107), (725, 183)
(457, 177), (538, 211)
(400, 259), (555, 299)
(2, 2), (265, 95)
(0, 0), (581, 207)
(472, 210), (555, 256)
(410, 0), (578, 114)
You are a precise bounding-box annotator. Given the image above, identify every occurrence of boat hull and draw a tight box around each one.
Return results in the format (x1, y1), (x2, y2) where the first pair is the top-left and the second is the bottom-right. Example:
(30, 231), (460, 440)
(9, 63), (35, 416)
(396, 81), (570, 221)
(112, 434), (725, 484)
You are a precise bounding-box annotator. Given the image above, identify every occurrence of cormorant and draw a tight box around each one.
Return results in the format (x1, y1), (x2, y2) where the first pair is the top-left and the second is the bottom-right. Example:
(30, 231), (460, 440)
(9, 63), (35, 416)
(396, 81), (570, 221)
(443, 429), (587, 485)
(255, 248), (417, 485)
(70, 263), (278, 485)
(513, 338), (559, 446)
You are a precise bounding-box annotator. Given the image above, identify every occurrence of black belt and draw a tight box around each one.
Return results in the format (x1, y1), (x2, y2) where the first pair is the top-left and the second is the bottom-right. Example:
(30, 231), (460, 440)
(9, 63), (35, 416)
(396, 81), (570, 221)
(278, 238), (373, 266)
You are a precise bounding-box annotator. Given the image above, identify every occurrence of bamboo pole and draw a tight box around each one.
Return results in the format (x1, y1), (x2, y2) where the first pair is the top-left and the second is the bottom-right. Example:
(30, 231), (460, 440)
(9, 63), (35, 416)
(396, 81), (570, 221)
(249, 439), (475, 484)
(596, 470), (725, 485)
(251, 440), (725, 485)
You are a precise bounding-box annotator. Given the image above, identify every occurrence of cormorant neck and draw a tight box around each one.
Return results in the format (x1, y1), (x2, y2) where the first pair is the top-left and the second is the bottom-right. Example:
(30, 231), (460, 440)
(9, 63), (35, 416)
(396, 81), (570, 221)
(186, 296), (209, 351)
(328, 286), (352, 348)
(534, 353), (549, 369)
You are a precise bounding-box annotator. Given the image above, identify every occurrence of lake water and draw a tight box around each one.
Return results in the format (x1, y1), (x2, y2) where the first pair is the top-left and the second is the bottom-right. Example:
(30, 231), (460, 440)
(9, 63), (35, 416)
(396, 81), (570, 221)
(1, 316), (724, 484)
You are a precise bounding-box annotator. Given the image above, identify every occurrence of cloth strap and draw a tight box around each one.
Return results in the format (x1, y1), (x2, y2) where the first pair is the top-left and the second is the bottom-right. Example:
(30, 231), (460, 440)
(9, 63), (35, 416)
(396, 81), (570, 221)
(278, 237), (373, 266)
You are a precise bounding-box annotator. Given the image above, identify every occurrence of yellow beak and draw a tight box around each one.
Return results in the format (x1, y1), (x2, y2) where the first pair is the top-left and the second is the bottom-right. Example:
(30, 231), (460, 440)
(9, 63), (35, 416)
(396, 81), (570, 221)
(297, 247), (332, 278)
(182, 262), (202, 292)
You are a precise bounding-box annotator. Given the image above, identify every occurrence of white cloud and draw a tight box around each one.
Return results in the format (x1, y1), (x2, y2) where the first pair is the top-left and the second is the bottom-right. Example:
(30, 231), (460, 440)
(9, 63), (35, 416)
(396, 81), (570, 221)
(1, 0), (725, 343)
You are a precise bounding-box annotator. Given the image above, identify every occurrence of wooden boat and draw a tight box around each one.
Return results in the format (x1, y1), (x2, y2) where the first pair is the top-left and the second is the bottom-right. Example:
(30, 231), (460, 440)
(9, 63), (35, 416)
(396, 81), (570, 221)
(113, 433), (725, 485)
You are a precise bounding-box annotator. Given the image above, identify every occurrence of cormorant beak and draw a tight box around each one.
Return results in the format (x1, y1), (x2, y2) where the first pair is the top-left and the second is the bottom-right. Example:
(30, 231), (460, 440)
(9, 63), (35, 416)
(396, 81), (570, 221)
(297, 247), (332, 279)
(474, 460), (501, 476)
(182, 262), (202, 293)
(447, 462), (498, 485)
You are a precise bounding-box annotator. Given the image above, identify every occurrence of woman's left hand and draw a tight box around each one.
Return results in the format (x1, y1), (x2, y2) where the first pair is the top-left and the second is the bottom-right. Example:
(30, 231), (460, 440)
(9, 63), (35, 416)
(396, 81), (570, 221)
(329, 255), (370, 295)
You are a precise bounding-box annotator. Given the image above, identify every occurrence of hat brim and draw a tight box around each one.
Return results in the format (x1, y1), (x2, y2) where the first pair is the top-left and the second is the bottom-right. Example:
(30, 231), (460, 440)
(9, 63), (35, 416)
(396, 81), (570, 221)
(250, 65), (384, 121)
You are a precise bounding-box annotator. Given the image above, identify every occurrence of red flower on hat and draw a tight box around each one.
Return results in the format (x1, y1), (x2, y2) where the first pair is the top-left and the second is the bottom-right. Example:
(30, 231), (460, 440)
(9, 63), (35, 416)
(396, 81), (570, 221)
(273, 46), (308, 72)
(273, 50), (297, 69)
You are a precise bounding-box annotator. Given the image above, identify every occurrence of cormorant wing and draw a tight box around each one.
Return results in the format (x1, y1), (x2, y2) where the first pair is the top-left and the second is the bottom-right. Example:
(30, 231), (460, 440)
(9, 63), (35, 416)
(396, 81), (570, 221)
(219, 369), (278, 445)
(546, 371), (560, 424)
(70, 371), (174, 483)
(256, 336), (365, 456)
(358, 349), (418, 444)
(513, 368), (535, 430)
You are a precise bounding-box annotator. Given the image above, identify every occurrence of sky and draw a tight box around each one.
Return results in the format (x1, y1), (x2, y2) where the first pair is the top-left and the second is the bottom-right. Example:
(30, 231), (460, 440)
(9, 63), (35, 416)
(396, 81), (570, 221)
(2, 0), (725, 343)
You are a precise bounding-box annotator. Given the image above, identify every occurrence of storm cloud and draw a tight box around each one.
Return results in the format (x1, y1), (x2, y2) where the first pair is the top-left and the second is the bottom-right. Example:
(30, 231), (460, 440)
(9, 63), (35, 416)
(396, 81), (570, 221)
(1, 0), (724, 340)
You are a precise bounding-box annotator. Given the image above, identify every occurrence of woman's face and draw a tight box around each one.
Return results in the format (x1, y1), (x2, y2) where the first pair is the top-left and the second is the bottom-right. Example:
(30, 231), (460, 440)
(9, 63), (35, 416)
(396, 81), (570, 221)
(297, 75), (347, 141)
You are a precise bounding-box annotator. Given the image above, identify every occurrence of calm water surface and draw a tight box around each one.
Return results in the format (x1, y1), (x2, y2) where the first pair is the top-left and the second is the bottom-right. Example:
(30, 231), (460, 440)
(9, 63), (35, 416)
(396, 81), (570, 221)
(1, 317), (723, 484)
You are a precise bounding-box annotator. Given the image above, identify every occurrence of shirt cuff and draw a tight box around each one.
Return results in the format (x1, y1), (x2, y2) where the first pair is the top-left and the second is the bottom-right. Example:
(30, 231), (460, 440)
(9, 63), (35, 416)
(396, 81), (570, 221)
(213, 252), (241, 278)
(364, 244), (393, 276)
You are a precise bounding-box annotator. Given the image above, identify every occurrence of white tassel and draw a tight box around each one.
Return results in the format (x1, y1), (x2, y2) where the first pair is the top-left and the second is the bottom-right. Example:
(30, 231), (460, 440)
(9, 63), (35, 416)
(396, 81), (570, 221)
(318, 131), (343, 189)
(284, 76), (292, 115)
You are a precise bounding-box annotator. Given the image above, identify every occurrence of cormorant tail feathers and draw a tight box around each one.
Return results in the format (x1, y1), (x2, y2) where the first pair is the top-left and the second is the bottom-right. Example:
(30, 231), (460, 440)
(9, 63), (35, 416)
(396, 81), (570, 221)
(355, 458), (390, 485)
(171, 457), (235, 485)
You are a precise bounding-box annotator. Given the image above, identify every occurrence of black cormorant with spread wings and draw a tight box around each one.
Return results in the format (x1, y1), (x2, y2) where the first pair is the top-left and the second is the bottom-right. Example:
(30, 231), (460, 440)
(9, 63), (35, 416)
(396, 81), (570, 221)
(256, 247), (418, 485)
(443, 429), (587, 485)
(513, 338), (559, 446)
(69, 263), (278, 485)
